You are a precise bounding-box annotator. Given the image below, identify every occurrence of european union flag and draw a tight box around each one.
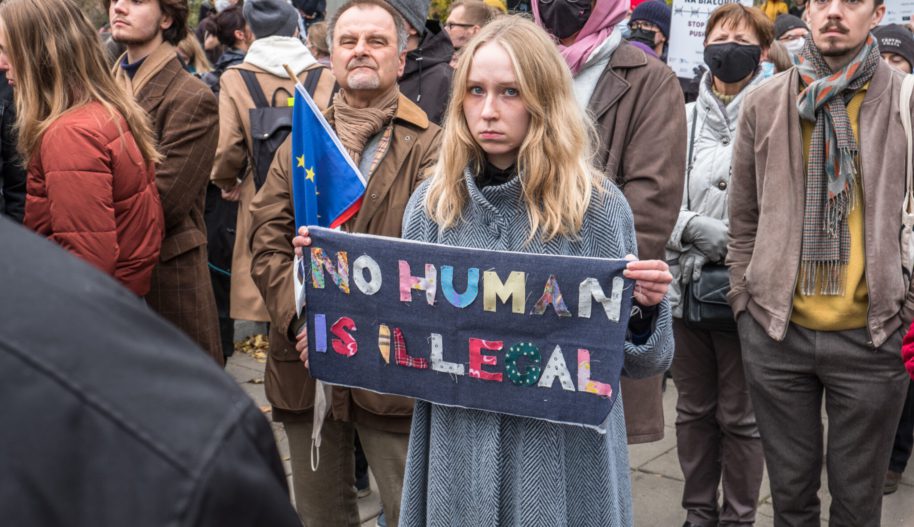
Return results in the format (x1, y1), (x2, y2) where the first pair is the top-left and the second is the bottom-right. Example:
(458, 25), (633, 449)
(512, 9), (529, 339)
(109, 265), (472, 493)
(291, 82), (366, 229)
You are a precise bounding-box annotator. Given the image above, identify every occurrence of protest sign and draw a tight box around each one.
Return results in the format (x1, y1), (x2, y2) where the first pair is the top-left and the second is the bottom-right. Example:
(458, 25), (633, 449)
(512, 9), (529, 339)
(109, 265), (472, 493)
(668, 0), (754, 79)
(303, 227), (635, 432)
(884, 0), (914, 25)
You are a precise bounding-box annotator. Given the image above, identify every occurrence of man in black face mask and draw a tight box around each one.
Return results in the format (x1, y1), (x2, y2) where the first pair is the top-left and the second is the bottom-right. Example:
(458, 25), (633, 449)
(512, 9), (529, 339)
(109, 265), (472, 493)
(533, 0), (687, 449)
(729, 0), (913, 523)
(627, 0), (670, 60)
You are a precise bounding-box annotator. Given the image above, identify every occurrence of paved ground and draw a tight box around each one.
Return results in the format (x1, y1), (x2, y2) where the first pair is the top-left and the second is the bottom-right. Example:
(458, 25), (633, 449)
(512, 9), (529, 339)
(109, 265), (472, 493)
(227, 326), (914, 526)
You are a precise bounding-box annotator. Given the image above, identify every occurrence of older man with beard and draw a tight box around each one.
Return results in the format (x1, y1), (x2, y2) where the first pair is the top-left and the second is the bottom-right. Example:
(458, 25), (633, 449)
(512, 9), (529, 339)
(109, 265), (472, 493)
(248, 0), (442, 525)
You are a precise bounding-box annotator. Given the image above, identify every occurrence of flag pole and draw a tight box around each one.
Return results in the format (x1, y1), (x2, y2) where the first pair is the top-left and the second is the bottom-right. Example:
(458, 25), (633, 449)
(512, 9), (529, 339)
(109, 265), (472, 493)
(283, 64), (303, 89)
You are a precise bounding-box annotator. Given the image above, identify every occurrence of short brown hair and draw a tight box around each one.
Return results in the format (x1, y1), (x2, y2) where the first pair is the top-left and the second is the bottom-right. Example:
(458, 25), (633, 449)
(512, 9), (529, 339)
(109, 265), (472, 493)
(449, 0), (497, 26)
(704, 3), (774, 48)
(100, 0), (188, 45)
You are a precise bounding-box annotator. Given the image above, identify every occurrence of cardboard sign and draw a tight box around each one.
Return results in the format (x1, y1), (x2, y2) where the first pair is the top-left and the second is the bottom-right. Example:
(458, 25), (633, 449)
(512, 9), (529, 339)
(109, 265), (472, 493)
(304, 227), (635, 432)
(668, 0), (755, 79)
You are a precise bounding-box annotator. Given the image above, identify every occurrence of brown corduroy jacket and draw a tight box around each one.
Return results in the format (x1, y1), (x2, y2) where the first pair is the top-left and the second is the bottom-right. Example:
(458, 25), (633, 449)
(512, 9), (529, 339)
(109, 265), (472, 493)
(114, 43), (223, 366)
(249, 94), (442, 432)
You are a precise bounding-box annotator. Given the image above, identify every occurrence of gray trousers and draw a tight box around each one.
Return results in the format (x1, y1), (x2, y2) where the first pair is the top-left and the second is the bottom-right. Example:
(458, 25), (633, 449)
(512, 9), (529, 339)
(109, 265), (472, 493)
(285, 419), (409, 527)
(672, 319), (765, 526)
(739, 315), (908, 527)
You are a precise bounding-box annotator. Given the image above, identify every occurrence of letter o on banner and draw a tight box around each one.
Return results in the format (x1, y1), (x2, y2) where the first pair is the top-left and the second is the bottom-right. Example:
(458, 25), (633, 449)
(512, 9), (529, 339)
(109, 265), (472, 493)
(353, 255), (382, 295)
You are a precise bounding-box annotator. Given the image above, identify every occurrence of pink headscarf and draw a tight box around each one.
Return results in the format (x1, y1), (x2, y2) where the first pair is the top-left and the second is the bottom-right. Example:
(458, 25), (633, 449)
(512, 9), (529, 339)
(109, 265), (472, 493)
(532, 0), (629, 75)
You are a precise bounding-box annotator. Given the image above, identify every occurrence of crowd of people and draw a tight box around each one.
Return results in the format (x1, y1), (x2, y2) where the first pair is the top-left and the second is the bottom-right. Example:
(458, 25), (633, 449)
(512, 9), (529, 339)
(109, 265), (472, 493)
(1, 0), (914, 526)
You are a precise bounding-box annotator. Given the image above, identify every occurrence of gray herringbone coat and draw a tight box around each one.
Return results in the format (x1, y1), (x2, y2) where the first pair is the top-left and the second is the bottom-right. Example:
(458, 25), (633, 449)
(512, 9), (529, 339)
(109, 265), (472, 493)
(399, 171), (674, 526)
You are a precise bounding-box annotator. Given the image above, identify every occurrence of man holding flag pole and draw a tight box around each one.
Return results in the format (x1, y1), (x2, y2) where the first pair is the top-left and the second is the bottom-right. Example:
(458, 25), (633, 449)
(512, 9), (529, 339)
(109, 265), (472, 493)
(249, 0), (442, 524)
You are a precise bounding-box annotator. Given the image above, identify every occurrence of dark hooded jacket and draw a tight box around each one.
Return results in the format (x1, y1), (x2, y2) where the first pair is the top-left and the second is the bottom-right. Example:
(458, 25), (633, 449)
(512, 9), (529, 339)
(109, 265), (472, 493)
(0, 217), (301, 527)
(399, 27), (453, 125)
(202, 47), (246, 95)
(0, 72), (24, 222)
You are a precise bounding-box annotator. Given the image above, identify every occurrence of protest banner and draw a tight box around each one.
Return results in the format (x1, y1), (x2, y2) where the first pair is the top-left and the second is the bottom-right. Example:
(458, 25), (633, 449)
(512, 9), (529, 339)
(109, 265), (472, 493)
(884, 0), (914, 25)
(303, 227), (635, 432)
(668, 0), (754, 79)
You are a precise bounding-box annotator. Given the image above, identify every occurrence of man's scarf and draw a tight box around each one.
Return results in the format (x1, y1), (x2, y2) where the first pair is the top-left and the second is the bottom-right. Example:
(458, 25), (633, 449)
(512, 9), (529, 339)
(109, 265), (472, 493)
(327, 86), (399, 167)
(794, 35), (880, 295)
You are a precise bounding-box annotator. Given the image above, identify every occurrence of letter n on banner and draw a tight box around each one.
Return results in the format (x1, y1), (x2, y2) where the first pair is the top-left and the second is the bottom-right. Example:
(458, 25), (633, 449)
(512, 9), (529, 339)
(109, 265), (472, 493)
(311, 248), (350, 293)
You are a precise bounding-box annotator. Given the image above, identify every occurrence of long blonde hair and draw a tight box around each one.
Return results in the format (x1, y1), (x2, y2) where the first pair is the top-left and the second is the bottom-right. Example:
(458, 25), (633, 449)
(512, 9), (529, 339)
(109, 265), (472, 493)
(177, 33), (213, 74)
(0, 0), (160, 164)
(424, 16), (602, 242)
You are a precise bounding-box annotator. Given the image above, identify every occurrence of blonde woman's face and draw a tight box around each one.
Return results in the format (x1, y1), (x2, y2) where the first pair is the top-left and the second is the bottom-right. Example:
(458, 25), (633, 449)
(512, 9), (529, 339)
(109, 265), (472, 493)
(0, 23), (15, 87)
(463, 42), (530, 170)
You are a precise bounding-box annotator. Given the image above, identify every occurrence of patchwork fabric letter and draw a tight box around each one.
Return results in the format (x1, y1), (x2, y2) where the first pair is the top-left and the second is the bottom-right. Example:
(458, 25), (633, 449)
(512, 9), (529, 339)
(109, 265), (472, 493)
(399, 261), (437, 305)
(394, 327), (428, 369)
(482, 271), (525, 314)
(468, 338), (504, 382)
(531, 274), (572, 317)
(441, 265), (479, 308)
(311, 248), (350, 293)
(578, 348), (612, 397)
(330, 317), (358, 357)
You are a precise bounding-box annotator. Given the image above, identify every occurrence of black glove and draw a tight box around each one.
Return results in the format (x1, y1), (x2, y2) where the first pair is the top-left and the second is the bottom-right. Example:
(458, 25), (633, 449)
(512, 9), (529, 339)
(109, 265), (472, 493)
(679, 247), (708, 285)
(682, 216), (728, 263)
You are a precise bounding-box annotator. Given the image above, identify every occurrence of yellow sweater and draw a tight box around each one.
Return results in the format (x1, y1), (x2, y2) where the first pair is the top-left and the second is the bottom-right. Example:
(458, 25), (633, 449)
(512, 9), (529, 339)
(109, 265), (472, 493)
(791, 87), (868, 330)
(762, 0), (789, 21)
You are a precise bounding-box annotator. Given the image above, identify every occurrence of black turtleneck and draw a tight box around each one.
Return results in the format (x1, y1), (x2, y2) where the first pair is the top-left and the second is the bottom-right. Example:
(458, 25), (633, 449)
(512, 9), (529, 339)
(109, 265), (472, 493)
(120, 55), (146, 80)
(475, 160), (517, 188)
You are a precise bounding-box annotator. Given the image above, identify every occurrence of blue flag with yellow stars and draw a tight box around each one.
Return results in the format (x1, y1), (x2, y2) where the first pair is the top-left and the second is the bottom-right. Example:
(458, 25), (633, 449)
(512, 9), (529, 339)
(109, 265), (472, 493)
(291, 82), (366, 229)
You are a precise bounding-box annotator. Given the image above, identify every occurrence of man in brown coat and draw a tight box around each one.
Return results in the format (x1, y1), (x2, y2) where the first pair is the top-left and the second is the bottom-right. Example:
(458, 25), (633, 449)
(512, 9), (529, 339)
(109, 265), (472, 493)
(249, 0), (442, 525)
(108, 0), (223, 366)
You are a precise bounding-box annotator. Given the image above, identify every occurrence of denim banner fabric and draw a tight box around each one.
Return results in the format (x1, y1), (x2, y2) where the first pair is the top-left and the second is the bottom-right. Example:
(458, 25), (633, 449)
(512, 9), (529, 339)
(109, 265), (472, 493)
(305, 227), (634, 432)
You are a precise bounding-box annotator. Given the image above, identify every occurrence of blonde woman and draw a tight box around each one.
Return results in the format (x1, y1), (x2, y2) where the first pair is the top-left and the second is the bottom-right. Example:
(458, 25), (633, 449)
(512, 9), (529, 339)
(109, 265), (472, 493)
(176, 33), (213, 77)
(0, 0), (163, 296)
(294, 15), (673, 525)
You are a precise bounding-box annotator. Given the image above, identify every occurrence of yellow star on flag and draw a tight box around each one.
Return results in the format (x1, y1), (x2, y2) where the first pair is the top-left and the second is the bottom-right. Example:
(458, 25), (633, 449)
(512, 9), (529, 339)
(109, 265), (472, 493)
(296, 155), (305, 168)
(306, 167), (316, 182)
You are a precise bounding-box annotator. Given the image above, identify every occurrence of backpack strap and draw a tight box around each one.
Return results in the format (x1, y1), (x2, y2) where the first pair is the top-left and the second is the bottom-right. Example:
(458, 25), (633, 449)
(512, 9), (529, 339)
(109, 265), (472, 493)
(303, 67), (322, 97)
(239, 69), (269, 109)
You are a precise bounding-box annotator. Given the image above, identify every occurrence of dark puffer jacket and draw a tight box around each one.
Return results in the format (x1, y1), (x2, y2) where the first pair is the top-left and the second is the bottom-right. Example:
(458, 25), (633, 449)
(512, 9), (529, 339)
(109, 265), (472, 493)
(399, 27), (454, 125)
(24, 102), (164, 296)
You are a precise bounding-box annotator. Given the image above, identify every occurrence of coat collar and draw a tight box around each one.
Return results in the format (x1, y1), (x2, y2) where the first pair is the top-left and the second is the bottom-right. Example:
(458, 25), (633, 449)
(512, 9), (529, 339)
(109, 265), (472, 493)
(393, 93), (430, 130)
(586, 43), (648, 120)
(114, 42), (180, 98)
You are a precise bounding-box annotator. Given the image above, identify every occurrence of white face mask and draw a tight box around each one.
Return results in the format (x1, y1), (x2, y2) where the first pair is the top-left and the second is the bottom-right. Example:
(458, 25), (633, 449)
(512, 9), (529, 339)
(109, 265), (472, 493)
(215, 0), (233, 12)
(784, 38), (805, 54)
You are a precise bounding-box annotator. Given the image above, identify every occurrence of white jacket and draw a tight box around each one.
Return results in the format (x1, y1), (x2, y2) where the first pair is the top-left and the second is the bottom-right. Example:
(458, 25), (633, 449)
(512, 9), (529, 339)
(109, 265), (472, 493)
(666, 71), (762, 316)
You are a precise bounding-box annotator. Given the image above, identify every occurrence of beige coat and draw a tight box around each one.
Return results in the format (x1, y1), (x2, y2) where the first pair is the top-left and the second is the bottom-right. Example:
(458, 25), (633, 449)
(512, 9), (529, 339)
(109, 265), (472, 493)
(249, 95), (442, 432)
(211, 62), (336, 322)
(588, 44), (688, 444)
(728, 62), (914, 347)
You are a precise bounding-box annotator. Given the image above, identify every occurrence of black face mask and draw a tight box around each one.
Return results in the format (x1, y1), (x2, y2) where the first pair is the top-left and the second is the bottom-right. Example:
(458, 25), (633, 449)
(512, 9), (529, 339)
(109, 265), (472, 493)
(629, 28), (656, 48)
(703, 42), (761, 83)
(537, 0), (593, 40)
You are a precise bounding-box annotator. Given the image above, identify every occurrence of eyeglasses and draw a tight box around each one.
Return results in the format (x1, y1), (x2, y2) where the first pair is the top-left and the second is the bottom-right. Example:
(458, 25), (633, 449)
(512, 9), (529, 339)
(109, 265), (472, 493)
(629, 21), (660, 32)
(445, 22), (477, 30)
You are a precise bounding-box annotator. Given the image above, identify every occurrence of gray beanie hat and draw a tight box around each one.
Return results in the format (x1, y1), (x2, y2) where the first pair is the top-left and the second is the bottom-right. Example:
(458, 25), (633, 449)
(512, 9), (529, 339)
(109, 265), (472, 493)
(385, 0), (429, 33)
(243, 0), (299, 38)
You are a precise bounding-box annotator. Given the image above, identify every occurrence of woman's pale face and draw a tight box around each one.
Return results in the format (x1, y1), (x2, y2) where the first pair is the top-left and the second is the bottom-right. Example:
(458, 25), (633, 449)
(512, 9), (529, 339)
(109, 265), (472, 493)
(463, 42), (531, 170)
(0, 22), (16, 87)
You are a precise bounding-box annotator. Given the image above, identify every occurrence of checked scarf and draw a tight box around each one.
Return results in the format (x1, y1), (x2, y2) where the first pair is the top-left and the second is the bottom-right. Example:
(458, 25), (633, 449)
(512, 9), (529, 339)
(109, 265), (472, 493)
(795, 35), (880, 296)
